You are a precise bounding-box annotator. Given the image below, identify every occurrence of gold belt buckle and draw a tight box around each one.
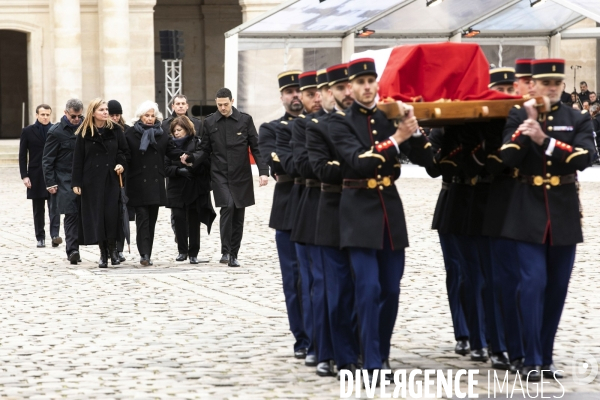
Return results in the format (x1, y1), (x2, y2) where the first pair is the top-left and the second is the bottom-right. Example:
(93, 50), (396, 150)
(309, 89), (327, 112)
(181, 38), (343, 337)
(533, 176), (544, 186)
(367, 178), (378, 189)
(381, 176), (391, 187)
(550, 176), (560, 186)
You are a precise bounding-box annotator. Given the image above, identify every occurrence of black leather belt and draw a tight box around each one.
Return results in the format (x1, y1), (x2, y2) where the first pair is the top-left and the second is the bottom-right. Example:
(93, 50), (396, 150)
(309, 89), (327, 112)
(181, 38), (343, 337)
(305, 179), (321, 188)
(275, 174), (293, 183)
(452, 176), (492, 185)
(343, 176), (395, 189)
(294, 178), (306, 185)
(321, 183), (342, 193)
(518, 173), (576, 187)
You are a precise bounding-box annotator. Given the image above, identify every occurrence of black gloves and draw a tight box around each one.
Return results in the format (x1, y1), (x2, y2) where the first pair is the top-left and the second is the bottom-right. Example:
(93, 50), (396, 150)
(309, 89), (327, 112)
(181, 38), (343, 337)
(177, 168), (191, 178)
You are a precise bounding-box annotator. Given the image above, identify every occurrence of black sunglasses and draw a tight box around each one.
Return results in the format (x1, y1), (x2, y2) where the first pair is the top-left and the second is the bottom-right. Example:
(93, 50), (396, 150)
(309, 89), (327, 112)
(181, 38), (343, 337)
(69, 114), (84, 120)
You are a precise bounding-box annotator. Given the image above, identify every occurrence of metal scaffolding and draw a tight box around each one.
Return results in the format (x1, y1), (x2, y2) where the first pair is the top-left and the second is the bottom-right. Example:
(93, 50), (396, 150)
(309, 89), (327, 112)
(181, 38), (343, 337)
(164, 60), (182, 114)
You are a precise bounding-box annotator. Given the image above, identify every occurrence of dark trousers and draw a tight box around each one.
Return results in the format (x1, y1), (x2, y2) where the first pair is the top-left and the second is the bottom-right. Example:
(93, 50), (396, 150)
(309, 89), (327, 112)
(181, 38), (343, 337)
(63, 213), (79, 256)
(32, 196), (60, 240)
(219, 196), (245, 258)
(491, 237), (524, 361)
(275, 230), (309, 352)
(348, 231), (405, 370)
(438, 233), (470, 341)
(516, 241), (576, 366)
(135, 205), (159, 257)
(172, 205), (200, 257)
(307, 244), (334, 363)
(322, 246), (359, 368)
(295, 243), (315, 356)
(475, 235), (506, 354)
(454, 234), (487, 351)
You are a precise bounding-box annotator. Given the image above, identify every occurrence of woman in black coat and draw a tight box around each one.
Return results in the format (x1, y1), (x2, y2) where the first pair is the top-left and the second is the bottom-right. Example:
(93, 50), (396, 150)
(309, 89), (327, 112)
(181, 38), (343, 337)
(71, 98), (129, 268)
(124, 101), (184, 266)
(165, 116), (216, 263)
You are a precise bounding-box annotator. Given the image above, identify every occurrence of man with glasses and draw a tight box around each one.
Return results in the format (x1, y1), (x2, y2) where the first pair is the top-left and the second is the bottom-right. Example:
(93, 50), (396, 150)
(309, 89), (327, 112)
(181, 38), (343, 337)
(42, 99), (84, 264)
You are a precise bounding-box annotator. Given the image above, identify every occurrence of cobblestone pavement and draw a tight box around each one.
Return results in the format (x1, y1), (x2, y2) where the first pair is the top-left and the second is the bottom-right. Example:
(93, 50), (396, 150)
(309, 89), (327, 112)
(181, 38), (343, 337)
(1, 164), (599, 399)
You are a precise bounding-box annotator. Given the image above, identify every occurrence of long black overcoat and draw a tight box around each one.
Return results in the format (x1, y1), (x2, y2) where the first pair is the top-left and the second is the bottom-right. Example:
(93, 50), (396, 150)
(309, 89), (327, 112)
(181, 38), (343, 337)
(124, 125), (183, 207)
(71, 125), (129, 245)
(165, 134), (216, 232)
(42, 119), (79, 215)
(19, 123), (50, 199)
(190, 107), (269, 208)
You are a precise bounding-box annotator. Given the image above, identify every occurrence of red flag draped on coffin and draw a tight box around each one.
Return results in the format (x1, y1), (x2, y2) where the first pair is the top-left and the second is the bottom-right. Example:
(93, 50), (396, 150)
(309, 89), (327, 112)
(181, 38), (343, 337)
(378, 43), (521, 102)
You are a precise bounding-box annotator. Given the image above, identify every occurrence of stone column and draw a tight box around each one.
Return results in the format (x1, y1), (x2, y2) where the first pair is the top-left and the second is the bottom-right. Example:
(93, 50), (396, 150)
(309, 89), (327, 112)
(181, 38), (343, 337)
(52, 0), (83, 111)
(98, 0), (132, 117)
(239, 0), (283, 23)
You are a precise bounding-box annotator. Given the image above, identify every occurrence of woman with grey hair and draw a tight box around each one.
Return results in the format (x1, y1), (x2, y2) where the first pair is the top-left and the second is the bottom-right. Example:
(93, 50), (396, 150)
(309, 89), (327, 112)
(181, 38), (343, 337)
(124, 101), (184, 265)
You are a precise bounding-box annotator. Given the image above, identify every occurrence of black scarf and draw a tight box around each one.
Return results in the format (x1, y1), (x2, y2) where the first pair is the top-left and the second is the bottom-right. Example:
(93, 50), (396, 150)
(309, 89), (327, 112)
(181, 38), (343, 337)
(61, 115), (81, 130)
(35, 120), (51, 140)
(134, 120), (163, 152)
(172, 134), (192, 149)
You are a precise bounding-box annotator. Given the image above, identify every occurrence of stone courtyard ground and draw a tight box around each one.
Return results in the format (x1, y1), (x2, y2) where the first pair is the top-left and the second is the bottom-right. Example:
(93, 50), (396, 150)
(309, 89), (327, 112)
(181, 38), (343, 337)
(0, 164), (599, 399)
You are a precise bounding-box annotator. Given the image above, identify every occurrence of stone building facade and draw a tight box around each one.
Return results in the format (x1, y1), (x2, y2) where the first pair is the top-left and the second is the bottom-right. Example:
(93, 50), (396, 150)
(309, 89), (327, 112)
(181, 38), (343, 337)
(0, 0), (277, 138)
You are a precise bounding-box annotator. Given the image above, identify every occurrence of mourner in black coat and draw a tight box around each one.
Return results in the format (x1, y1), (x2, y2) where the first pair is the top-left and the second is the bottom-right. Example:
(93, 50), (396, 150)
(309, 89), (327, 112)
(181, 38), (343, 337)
(124, 102), (184, 266)
(19, 105), (60, 247)
(184, 89), (269, 267)
(164, 116), (216, 264)
(71, 100), (129, 268)
(42, 113), (83, 263)
(160, 95), (202, 136)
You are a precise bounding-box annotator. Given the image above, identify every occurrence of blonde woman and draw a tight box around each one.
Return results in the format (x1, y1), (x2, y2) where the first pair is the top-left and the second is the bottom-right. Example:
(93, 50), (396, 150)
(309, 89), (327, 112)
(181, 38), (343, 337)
(124, 101), (184, 266)
(71, 98), (130, 268)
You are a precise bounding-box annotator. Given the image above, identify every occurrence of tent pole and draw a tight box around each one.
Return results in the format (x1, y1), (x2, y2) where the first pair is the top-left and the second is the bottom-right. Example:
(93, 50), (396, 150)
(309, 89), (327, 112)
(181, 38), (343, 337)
(549, 33), (561, 58)
(342, 34), (355, 62)
(224, 34), (239, 102)
(449, 33), (462, 43)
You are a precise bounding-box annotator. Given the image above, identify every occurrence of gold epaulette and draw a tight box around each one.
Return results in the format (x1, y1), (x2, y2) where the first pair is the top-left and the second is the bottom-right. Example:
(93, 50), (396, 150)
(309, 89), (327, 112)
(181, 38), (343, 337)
(500, 143), (520, 151)
(513, 105), (521, 109)
(312, 118), (319, 123)
(358, 146), (385, 162)
(271, 152), (280, 162)
(280, 121), (288, 125)
(326, 160), (340, 166)
(566, 147), (588, 163)
(336, 111), (346, 116)
(299, 114), (306, 118)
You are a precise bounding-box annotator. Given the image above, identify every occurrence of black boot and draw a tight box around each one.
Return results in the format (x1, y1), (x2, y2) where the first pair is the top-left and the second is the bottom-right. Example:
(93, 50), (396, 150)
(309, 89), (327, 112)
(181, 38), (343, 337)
(108, 241), (120, 266)
(98, 242), (108, 268)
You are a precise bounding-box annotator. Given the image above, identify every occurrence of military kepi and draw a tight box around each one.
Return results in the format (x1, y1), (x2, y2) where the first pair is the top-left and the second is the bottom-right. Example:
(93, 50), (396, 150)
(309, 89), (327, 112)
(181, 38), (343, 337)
(326, 63), (349, 86)
(278, 70), (301, 91)
(299, 71), (318, 91)
(489, 67), (515, 88)
(514, 59), (533, 78)
(348, 58), (377, 80)
(531, 59), (565, 80)
(316, 69), (329, 89)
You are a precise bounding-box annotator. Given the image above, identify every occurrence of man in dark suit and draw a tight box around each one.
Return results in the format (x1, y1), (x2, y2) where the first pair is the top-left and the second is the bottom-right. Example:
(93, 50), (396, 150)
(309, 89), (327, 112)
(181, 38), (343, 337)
(183, 88), (269, 267)
(161, 95), (202, 136)
(19, 104), (61, 248)
(42, 99), (84, 264)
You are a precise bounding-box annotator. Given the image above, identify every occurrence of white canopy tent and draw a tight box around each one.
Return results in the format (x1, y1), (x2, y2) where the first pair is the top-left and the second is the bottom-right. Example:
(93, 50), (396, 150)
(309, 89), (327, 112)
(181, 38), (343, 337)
(225, 0), (600, 123)
(224, 0), (600, 123)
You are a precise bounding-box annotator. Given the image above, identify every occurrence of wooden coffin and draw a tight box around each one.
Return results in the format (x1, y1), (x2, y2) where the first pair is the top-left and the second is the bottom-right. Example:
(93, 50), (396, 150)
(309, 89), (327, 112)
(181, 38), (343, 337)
(377, 96), (550, 126)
